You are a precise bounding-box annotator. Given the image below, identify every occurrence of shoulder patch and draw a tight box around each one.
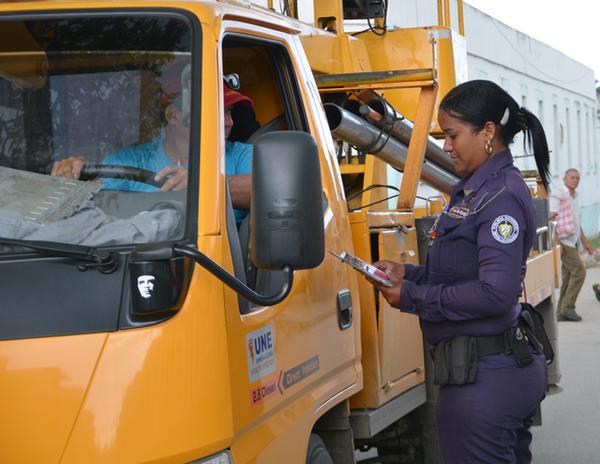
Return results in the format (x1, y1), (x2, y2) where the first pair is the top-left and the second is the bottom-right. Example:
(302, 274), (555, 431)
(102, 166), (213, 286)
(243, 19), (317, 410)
(491, 215), (519, 244)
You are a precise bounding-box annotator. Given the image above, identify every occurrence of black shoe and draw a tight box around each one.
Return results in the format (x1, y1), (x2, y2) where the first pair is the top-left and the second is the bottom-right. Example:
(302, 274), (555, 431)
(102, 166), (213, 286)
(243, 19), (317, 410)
(547, 384), (564, 395)
(593, 284), (600, 302)
(558, 312), (582, 321)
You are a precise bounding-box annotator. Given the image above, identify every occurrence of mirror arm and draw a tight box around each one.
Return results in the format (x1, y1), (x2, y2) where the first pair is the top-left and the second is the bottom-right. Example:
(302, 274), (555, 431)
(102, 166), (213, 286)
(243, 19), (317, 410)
(173, 244), (293, 306)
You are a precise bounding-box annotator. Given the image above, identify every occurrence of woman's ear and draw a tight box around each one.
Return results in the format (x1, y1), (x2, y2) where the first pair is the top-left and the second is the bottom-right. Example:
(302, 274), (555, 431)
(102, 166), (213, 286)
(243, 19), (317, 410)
(482, 121), (497, 141)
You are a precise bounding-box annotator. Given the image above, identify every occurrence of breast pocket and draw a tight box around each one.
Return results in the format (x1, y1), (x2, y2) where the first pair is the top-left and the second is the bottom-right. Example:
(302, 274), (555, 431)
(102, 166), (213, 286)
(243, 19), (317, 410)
(428, 237), (457, 277)
(426, 212), (475, 279)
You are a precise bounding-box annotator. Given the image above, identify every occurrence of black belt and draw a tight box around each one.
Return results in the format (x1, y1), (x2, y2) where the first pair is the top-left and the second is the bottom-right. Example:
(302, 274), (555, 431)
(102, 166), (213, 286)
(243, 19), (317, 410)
(476, 333), (510, 357)
(429, 333), (511, 359)
(476, 326), (535, 367)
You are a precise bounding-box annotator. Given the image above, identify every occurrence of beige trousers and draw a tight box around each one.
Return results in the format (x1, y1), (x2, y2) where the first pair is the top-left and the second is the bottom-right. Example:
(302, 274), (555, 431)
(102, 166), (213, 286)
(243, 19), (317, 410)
(557, 244), (586, 315)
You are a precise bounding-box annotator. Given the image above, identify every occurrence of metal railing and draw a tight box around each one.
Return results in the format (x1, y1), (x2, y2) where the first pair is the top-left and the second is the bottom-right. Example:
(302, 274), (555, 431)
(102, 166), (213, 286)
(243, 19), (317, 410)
(531, 221), (556, 257)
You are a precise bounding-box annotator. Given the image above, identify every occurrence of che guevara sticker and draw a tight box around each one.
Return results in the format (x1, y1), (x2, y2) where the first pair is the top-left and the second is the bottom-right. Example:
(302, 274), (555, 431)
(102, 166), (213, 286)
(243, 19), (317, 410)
(246, 324), (276, 383)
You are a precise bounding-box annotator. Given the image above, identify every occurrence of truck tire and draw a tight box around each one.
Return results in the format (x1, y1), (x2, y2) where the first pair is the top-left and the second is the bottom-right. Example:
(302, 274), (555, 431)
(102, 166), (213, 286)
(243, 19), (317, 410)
(306, 434), (334, 464)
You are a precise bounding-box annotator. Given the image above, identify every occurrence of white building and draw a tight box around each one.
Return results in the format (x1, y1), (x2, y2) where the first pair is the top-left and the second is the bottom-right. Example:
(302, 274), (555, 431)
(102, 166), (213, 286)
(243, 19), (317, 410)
(250, 0), (600, 236)
(463, 5), (599, 236)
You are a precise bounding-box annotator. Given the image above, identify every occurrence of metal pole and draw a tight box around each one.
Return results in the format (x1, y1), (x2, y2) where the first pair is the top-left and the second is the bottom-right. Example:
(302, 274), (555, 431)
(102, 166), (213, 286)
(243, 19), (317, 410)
(324, 104), (459, 195)
(360, 99), (457, 174)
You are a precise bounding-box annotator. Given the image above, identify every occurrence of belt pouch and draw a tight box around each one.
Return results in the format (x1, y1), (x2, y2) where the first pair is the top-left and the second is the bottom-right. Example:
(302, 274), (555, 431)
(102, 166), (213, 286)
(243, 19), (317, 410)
(519, 303), (555, 364)
(432, 343), (450, 386)
(433, 336), (479, 386)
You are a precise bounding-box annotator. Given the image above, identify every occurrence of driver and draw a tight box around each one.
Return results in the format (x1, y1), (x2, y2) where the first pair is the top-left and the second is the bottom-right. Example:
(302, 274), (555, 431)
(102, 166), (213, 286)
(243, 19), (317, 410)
(51, 65), (254, 225)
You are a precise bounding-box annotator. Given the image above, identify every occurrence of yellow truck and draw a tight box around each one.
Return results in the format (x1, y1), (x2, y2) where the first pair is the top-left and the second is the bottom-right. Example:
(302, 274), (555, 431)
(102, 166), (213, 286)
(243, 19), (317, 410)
(0, 1), (559, 462)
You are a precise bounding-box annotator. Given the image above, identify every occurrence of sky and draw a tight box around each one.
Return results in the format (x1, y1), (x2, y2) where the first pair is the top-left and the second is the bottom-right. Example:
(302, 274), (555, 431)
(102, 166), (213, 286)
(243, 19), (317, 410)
(465, 1), (600, 80)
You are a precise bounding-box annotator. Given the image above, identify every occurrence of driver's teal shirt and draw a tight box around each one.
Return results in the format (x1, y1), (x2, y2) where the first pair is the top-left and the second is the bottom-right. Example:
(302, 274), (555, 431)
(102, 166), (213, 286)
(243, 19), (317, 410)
(102, 139), (253, 225)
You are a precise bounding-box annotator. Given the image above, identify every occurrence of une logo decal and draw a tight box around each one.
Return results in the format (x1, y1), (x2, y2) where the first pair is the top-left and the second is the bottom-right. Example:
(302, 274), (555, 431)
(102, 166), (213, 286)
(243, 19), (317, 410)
(253, 332), (273, 355)
(246, 324), (276, 383)
(137, 275), (155, 299)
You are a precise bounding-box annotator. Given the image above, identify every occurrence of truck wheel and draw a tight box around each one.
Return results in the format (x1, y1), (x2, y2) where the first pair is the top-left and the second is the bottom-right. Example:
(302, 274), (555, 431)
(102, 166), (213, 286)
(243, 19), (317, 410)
(306, 434), (333, 464)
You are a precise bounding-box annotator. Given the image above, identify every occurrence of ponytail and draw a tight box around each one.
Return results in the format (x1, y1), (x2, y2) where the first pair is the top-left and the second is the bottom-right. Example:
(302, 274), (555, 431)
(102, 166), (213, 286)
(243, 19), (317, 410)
(518, 108), (550, 190)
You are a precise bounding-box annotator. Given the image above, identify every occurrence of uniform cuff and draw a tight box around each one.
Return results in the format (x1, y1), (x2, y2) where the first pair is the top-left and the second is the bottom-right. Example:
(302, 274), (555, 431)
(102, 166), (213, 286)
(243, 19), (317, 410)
(399, 280), (418, 314)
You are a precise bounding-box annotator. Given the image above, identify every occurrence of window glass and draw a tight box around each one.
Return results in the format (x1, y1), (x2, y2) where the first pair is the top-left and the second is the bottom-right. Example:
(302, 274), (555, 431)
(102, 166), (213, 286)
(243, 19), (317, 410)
(0, 15), (194, 251)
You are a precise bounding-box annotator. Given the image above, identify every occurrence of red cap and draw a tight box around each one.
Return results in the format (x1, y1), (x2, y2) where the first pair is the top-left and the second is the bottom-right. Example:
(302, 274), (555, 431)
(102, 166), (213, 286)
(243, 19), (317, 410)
(224, 83), (253, 108)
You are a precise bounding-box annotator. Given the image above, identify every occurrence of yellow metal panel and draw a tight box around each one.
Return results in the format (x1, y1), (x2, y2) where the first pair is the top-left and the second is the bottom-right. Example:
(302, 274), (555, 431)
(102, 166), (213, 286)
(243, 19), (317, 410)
(365, 211), (415, 228)
(199, 17), (222, 236)
(340, 164), (366, 175)
(350, 214), (425, 409)
(553, 245), (562, 289)
(300, 33), (371, 75)
(0, 334), (106, 463)
(348, 215), (383, 408)
(523, 251), (558, 307)
(313, 0), (343, 33)
(376, 228), (424, 403)
(62, 239), (233, 463)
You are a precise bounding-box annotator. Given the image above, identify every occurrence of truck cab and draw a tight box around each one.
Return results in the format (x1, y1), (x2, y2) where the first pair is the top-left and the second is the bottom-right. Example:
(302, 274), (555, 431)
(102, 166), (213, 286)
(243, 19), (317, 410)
(0, 3), (363, 462)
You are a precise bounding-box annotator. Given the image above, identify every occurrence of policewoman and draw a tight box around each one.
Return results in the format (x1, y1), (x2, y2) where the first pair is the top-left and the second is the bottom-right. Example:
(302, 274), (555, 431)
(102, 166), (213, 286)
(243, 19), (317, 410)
(369, 80), (549, 463)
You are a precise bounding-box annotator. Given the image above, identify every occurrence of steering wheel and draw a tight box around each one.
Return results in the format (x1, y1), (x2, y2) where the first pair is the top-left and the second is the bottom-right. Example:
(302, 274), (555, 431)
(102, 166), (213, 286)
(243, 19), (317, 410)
(79, 164), (166, 188)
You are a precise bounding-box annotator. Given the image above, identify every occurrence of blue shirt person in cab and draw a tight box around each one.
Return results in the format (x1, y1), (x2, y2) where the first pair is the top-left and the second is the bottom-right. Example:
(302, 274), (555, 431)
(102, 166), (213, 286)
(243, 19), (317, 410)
(51, 68), (254, 226)
(367, 80), (550, 464)
(100, 139), (252, 226)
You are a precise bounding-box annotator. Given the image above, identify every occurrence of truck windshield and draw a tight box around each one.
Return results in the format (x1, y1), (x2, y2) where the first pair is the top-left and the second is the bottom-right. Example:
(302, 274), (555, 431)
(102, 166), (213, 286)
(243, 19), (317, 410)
(0, 14), (194, 252)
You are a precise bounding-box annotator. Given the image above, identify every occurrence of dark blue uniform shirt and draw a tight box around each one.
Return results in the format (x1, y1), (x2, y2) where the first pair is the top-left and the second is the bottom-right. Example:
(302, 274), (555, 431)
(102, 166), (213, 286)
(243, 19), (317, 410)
(400, 150), (536, 345)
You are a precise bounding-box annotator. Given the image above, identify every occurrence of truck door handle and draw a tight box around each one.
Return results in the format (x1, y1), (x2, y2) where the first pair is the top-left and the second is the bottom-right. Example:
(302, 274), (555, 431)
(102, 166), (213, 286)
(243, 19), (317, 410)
(337, 289), (353, 330)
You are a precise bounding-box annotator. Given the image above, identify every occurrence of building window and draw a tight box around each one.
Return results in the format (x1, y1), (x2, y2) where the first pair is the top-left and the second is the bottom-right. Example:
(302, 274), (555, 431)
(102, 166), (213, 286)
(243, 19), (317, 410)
(521, 84), (528, 108)
(576, 107), (582, 170)
(589, 108), (596, 173)
(565, 106), (571, 167)
(552, 103), (559, 176)
(585, 106), (591, 173)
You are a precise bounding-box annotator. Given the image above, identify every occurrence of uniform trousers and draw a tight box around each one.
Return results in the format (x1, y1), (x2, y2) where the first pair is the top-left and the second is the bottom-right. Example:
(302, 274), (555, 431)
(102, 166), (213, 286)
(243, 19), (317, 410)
(437, 352), (547, 463)
(557, 244), (586, 317)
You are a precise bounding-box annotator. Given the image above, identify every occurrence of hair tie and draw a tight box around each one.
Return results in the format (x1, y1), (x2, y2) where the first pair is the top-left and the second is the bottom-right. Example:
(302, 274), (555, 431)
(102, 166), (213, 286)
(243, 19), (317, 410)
(516, 108), (529, 130)
(500, 107), (510, 126)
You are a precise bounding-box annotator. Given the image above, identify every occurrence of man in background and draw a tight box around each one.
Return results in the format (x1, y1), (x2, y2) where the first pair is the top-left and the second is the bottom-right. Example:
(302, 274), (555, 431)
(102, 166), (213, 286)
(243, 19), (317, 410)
(549, 168), (596, 321)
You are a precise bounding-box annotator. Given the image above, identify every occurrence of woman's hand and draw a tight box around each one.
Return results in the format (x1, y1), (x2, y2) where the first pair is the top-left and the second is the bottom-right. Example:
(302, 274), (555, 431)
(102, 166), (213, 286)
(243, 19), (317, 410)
(372, 259), (405, 284)
(366, 259), (405, 309)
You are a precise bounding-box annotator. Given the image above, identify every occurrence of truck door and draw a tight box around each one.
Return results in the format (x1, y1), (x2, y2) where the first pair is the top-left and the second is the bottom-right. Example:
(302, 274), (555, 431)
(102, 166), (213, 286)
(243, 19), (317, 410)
(216, 20), (362, 461)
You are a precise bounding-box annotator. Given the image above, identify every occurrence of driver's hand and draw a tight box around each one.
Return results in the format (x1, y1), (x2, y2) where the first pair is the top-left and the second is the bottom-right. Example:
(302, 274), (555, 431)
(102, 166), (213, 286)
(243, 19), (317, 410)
(51, 155), (87, 179)
(156, 165), (188, 192)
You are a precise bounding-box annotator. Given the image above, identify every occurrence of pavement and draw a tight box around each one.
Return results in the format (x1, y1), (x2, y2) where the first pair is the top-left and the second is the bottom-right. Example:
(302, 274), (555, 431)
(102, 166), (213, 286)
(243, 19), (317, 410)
(532, 265), (600, 463)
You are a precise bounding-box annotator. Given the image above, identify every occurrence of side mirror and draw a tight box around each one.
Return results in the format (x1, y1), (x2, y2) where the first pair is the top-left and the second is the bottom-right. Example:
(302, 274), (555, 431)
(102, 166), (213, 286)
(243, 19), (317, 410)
(251, 131), (324, 270)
